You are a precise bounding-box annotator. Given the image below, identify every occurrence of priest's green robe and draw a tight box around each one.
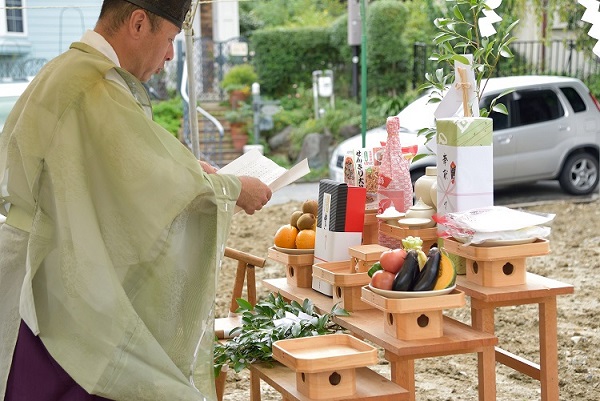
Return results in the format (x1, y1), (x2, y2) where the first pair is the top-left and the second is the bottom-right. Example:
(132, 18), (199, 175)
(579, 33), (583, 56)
(0, 37), (240, 401)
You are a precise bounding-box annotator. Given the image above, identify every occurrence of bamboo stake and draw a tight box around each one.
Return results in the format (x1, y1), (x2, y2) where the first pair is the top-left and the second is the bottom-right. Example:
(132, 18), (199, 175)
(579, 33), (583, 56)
(457, 67), (472, 117)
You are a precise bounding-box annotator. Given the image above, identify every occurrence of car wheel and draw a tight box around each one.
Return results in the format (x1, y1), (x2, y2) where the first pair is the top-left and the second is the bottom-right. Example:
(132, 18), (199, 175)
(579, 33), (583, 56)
(558, 151), (599, 195)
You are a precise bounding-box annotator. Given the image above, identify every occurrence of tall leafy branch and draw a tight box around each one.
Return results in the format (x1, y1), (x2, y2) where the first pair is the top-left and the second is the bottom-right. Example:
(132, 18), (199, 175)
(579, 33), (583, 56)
(412, 0), (520, 154)
(418, 0), (519, 114)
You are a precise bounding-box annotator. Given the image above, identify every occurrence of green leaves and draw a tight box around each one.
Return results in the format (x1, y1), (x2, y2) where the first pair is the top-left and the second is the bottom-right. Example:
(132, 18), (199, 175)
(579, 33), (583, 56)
(419, 0), (518, 119)
(214, 292), (348, 376)
(453, 5), (465, 21)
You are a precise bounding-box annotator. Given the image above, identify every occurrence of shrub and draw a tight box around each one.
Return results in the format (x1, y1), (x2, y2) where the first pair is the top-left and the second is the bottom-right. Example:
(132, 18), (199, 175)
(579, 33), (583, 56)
(152, 97), (183, 137)
(366, 0), (411, 95)
(220, 64), (258, 94)
(251, 27), (341, 97)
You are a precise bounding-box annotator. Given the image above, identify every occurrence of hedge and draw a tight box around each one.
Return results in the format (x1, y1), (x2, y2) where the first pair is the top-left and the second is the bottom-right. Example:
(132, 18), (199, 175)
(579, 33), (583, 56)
(250, 0), (416, 98)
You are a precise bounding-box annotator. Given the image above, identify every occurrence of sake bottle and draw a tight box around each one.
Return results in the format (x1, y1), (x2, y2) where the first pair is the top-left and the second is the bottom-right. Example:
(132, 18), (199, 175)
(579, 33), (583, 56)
(377, 116), (413, 248)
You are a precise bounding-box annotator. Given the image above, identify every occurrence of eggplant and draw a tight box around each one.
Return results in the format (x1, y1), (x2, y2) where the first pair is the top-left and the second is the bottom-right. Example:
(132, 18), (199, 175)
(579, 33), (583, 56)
(392, 250), (420, 291)
(412, 247), (441, 291)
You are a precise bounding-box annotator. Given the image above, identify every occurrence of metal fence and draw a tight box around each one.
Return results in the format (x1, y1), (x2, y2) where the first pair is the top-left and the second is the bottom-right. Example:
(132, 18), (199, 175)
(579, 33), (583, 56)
(183, 36), (252, 103)
(412, 39), (600, 88)
(0, 58), (46, 81)
(5, 38), (598, 101)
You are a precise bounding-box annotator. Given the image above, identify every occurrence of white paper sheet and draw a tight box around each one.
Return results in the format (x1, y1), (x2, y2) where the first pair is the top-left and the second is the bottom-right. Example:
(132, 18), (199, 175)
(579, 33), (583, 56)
(579, 0), (600, 56)
(218, 149), (310, 211)
(479, 0), (503, 37)
(434, 55), (478, 119)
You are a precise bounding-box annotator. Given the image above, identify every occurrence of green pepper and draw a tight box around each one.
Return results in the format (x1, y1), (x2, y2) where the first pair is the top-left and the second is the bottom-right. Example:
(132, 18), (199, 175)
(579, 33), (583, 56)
(367, 261), (383, 278)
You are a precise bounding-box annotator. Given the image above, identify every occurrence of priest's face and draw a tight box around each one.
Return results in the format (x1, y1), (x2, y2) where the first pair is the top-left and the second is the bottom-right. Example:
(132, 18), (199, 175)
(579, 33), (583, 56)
(134, 18), (179, 82)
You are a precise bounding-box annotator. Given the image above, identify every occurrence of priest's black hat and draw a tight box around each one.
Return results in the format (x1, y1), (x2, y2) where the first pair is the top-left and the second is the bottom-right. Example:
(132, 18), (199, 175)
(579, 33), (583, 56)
(125, 0), (191, 29)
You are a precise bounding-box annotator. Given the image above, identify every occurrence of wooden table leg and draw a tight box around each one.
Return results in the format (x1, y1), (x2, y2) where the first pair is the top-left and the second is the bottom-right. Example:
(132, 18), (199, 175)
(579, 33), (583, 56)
(478, 346), (497, 401)
(471, 301), (497, 401)
(386, 352), (416, 401)
(471, 295), (561, 401)
(250, 368), (262, 401)
(471, 301), (496, 334)
(539, 297), (559, 401)
(215, 368), (227, 401)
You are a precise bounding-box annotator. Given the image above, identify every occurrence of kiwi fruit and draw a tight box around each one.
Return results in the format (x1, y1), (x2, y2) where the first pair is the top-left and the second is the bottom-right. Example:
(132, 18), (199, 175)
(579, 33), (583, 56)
(301, 199), (318, 216)
(297, 213), (316, 230)
(290, 210), (303, 228)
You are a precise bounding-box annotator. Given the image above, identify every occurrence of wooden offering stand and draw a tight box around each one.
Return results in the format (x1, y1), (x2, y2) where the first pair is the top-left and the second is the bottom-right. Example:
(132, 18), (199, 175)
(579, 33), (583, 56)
(348, 244), (389, 273)
(262, 278), (498, 401)
(268, 247), (314, 288)
(311, 245), (388, 312)
(361, 286), (466, 340)
(443, 238), (550, 287)
(250, 362), (408, 401)
(250, 333), (408, 401)
(312, 261), (372, 312)
(457, 273), (574, 401)
(378, 223), (438, 250)
(362, 209), (379, 245)
(445, 237), (575, 400)
(272, 334), (378, 399)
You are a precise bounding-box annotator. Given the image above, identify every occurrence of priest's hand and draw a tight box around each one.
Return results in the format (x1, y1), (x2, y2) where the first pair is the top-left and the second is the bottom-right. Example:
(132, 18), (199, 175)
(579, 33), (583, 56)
(199, 160), (218, 174)
(237, 176), (272, 215)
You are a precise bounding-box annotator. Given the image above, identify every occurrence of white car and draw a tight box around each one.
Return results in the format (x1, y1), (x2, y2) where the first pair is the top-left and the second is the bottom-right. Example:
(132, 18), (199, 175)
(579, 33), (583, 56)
(0, 80), (30, 132)
(329, 76), (600, 195)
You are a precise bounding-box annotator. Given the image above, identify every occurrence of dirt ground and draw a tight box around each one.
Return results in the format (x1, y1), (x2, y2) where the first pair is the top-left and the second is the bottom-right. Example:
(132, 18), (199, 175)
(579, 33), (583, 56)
(216, 197), (599, 401)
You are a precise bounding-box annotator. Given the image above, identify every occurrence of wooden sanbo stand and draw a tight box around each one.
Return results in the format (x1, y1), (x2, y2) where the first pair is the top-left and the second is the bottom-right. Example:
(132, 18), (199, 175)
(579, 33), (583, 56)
(268, 247), (314, 288)
(261, 278), (498, 401)
(443, 238), (550, 287)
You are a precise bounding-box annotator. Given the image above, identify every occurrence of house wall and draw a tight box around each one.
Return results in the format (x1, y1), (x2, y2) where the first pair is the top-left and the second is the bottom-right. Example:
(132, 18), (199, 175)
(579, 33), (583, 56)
(212, 0), (239, 42)
(2, 1), (196, 84)
(513, 3), (597, 78)
(25, 0), (101, 61)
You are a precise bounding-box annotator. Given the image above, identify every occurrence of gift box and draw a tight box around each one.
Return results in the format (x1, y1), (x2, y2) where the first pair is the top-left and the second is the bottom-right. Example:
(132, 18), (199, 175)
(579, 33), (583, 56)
(436, 117), (494, 274)
(317, 179), (366, 233)
(313, 180), (365, 296)
(436, 117), (493, 214)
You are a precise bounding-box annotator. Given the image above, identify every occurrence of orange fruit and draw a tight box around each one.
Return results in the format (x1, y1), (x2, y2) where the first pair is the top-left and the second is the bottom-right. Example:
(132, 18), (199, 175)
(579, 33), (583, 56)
(274, 224), (299, 249)
(295, 229), (316, 249)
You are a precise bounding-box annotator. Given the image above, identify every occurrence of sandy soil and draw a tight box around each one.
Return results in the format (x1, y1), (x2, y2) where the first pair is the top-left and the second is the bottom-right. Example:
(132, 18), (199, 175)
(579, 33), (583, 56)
(216, 198), (599, 401)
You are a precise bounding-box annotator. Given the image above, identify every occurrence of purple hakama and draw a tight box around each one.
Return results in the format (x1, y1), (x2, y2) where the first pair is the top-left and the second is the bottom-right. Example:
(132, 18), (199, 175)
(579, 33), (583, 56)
(5, 321), (112, 401)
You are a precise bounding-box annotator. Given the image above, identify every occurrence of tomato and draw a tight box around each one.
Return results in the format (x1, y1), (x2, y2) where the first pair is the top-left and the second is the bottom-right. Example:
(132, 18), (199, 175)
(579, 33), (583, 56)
(379, 248), (408, 275)
(370, 270), (396, 291)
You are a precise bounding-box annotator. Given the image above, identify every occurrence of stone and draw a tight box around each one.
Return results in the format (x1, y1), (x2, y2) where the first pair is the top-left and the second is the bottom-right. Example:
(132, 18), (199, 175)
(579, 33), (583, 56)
(338, 124), (360, 140)
(268, 126), (293, 150)
(297, 132), (331, 169)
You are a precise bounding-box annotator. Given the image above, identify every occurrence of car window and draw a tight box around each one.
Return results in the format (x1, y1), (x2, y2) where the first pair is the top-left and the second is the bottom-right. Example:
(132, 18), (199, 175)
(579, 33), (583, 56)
(559, 86), (587, 113)
(480, 94), (509, 131)
(513, 89), (564, 127)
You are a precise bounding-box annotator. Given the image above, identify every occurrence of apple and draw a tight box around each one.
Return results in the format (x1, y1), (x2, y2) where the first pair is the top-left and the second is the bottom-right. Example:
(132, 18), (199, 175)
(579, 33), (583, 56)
(379, 248), (408, 275)
(370, 270), (395, 291)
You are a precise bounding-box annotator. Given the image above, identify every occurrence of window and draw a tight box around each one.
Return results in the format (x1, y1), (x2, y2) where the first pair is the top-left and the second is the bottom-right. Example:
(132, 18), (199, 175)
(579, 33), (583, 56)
(560, 87), (587, 113)
(481, 94), (509, 131)
(513, 89), (564, 127)
(5, 0), (24, 33)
